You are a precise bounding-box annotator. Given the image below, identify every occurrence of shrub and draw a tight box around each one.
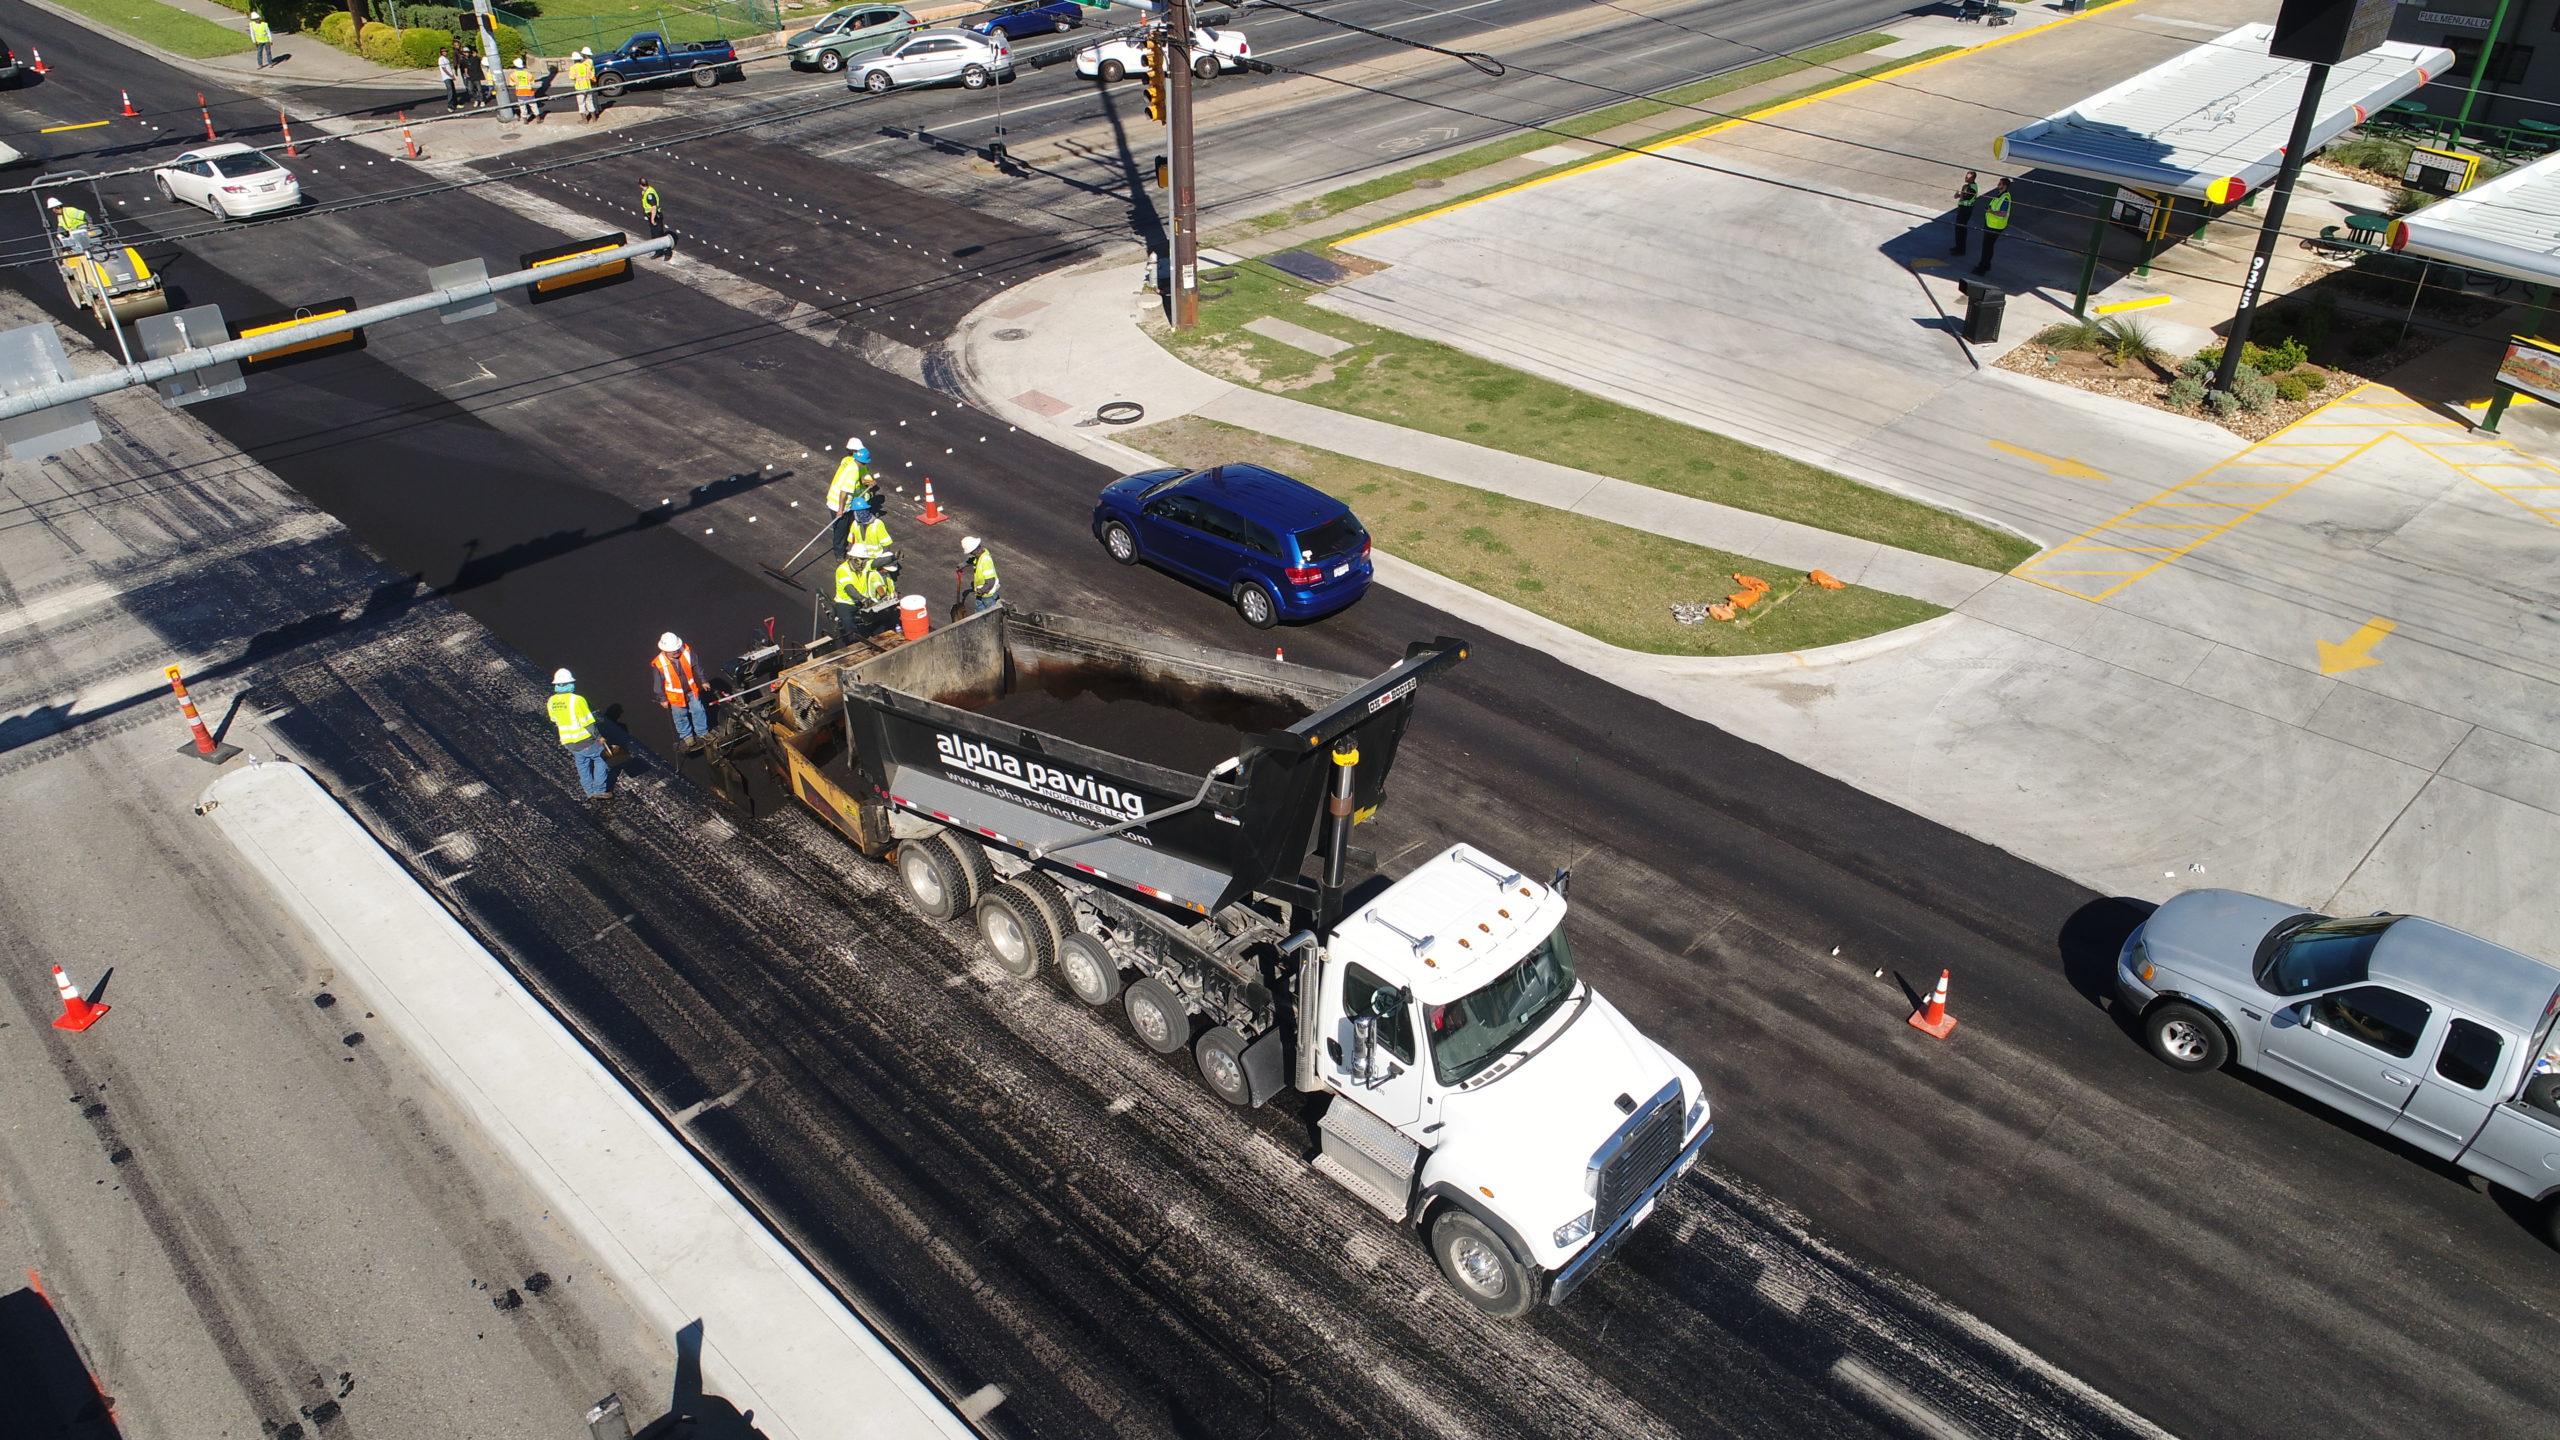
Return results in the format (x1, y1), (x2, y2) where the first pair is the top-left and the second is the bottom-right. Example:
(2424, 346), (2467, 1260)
(491, 20), (527, 61)
(2187, 347), (2220, 375)
(392, 2), (465, 30)
(2031, 317), (2107, 351)
(2205, 388), (2240, 417)
(2233, 364), (2277, 412)
(2166, 375), (2205, 410)
(359, 20), (402, 61)
(2274, 374), (2312, 403)
(2100, 316), (2165, 368)
(2299, 367), (2329, 391)
(400, 26), (449, 64)
(2324, 134), (2411, 176)
(319, 9), (355, 46)
(2252, 336), (2309, 374)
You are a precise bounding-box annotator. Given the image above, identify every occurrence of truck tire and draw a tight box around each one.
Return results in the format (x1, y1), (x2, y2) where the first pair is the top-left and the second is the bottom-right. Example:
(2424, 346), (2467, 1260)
(1124, 977), (1194, 1055)
(1057, 933), (1124, 1005)
(2143, 1001), (2230, 1074)
(691, 65), (719, 87)
(1430, 1208), (1537, 1318)
(598, 71), (628, 98)
(1194, 1025), (1254, 1106)
(976, 877), (1064, 979)
(1101, 520), (1139, 565)
(897, 835), (976, 921)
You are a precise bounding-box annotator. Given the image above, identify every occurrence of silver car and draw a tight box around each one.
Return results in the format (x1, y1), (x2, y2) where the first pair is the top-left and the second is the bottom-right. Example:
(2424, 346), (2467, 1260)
(2120, 889), (2560, 1239)
(846, 28), (1013, 93)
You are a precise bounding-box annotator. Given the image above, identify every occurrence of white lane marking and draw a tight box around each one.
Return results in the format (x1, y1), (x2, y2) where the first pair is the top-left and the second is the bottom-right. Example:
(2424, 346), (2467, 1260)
(1831, 1356), (1978, 1440)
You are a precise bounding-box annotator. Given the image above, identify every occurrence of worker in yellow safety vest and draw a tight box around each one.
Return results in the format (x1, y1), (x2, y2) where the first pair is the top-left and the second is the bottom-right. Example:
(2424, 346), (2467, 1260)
(47, 197), (92, 252)
(509, 57), (542, 123)
(547, 668), (610, 797)
(825, 436), (874, 554)
(1971, 176), (2012, 278)
(650, 632), (711, 751)
(849, 508), (898, 584)
(956, 535), (1001, 618)
(571, 47), (597, 121)
(248, 11), (273, 67)
(835, 544), (898, 642)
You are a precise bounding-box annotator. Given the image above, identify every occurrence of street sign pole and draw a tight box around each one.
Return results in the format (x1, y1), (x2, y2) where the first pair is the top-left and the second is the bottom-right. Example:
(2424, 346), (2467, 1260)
(2207, 62), (2328, 401)
(1166, 0), (1198, 330)
(472, 0), (517, 124)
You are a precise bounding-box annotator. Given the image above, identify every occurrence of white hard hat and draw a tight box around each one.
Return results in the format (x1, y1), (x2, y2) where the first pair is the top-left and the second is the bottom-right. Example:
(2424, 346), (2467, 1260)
(552, 667), (575, 684)
(45, 197), (59, 207)
(961, 535), (983, 554)
(846, 436), (861, 449)
(658, 632), (682, 652)
(848, 542), (877, 558)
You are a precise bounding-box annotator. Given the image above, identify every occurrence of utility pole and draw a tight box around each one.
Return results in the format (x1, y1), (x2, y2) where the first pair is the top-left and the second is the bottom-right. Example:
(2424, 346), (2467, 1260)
(1165, 0), (1199, 330)
(472, 0), (516, 124)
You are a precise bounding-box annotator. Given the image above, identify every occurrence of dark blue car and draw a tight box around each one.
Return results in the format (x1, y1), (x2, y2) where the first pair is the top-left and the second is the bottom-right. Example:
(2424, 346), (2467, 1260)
(973, 0), (1081, 40)
(1093, 464), (1373, 628)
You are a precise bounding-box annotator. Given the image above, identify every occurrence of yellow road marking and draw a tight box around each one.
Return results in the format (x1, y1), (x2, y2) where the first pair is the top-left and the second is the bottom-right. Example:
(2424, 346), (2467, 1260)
(40, 121), (109, 133)
(1986, 439), (2106, 480)
(2093, 294), (2173, 314)
(2316, 617), (2396, 675)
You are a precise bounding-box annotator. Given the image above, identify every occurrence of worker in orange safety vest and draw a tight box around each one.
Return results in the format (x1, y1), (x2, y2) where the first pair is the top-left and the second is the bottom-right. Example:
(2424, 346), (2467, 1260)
(651, 631), (711, 751)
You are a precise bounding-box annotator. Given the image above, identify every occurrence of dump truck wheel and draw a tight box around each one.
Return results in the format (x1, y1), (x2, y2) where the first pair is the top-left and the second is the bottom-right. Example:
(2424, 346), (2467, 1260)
(976, 878), (1062, 979)
(1431, 1209), (1537, 1318)
(1057, 934), (1123, 1005)
(898, 836), (972, 921)
(1124, 977), (1194, 1055)
(939, 831), (993, 907)
(1194, 1026), (1253, 1106)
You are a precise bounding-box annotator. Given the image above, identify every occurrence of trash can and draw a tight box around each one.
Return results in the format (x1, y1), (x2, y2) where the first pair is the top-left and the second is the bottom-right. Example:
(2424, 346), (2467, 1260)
(1959, 282), (2006, 344)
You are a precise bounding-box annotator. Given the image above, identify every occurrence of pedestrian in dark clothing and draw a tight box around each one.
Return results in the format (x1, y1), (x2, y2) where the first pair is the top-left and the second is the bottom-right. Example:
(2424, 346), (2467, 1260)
(1950, 170), (1978, 257)
(1972, 177), (2013, 278)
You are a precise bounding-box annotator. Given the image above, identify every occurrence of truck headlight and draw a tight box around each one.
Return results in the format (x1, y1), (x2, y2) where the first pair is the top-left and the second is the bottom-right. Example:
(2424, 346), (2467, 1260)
(2125, 937), (2154, 984)
(1553, 1211), (1594, 1249)
(1686, 1096), (1707, 1133)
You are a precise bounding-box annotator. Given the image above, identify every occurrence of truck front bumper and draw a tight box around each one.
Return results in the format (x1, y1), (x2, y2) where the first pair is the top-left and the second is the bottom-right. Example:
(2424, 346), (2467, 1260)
(1548, 1122), (1713, 1306)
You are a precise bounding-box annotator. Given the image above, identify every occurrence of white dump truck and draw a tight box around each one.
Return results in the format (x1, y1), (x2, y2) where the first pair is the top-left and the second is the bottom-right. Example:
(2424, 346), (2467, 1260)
(710, 608), (1712, 1313)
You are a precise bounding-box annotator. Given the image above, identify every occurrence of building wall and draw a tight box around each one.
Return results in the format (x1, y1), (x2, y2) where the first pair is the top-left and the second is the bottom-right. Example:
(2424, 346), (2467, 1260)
(2388, 0), (2560, 134)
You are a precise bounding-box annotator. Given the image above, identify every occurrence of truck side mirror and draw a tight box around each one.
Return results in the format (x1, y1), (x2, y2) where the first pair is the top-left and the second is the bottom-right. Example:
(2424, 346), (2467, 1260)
(1552, 866), (1571, 897)
(1350, 1014), (1376, 1083)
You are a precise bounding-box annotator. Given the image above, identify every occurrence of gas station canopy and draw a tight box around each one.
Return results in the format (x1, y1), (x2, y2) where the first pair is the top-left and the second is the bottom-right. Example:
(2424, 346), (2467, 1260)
(2388, 152), (2560, 285)
(1994, 23), (2452, 202)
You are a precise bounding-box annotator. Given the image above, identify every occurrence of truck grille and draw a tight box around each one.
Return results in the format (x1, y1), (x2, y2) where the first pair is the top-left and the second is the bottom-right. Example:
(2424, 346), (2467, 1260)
(1593, 1086), (1683, 1231)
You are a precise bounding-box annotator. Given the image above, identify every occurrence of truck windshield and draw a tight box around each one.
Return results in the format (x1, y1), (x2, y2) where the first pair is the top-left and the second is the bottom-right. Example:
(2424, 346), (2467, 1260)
(2258, 914), (2400, 994)
(1427, 927), (1577, 1085)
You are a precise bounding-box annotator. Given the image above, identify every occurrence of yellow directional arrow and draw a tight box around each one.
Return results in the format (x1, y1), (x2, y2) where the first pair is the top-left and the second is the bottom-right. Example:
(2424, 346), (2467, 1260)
(1986, 440), (2107, 481)
(2317, 616), (2397, 674)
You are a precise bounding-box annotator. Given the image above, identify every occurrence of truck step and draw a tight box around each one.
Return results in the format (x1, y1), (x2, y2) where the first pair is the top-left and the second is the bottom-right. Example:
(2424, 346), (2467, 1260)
(1313, 1152), (1413, 1222)
(1318, 1098), (1422, 1175)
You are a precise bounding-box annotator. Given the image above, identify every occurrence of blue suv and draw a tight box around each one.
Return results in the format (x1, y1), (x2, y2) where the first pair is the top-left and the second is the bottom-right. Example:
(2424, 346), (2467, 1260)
(1093, 464), (1373, 628)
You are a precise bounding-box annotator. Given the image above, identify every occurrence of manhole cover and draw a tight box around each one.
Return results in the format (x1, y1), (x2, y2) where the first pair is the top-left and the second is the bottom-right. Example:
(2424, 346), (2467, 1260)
(994, 327), (1031, 341)
(1412, 178), (1444, 189)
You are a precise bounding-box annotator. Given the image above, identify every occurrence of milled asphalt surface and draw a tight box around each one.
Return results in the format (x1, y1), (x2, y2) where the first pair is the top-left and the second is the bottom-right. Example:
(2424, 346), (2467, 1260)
(4, 5), (2560, 1440)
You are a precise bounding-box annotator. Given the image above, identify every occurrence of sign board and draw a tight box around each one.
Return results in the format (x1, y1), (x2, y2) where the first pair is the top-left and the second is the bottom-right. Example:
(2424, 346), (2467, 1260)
(520, 233), (634, 305)
(2270, 0), (2398, 63)
(2499, 334), (2560, 407)
(135, 305), (246, 408)
(236, 298), (365, 372)
(2417, 9), (2492, 26)
(0, 322), (99, 459)
(427, 257), (497, 324)
(2404, 144), (2484, 195)
(2112, 185), (2158, 231)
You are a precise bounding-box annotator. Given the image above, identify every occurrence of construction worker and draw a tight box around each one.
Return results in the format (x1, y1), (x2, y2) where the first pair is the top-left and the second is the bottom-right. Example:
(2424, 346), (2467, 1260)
(47, 197), (91, 252)
(547, 668), (610, 798)
(956, 536), (1001, 618)
(834, 543), (897, 642)
(651, 632), (711, 752)
(640, 179), (665, 239)
(849, 505), (898, 584)
(248, 11), (273, 67)
(1949, 170), (1978, 258)
(1972, 176), (2013, 278)
(509, 56), (541, 123)
(571, 47), (597, 121)
(825, 436), (874, 553)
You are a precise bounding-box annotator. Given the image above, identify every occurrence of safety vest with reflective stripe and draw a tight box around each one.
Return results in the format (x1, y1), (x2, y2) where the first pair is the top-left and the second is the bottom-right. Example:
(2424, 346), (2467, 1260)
(966, 549), (1000, 599)
(249, 18), (271, 42)
(56, 206), (88, 233)
(1984, 191), (2012, 232)
(851, 515), (893, 561)
(547, 690), (597, 744)
(640, 185), (662, 217)
(650, 646), (701, 706)
(827, 455), (872, 511)
(510, 65), (535, 96)
(571, 57), (594, 89)
(836, 559), (893, 605)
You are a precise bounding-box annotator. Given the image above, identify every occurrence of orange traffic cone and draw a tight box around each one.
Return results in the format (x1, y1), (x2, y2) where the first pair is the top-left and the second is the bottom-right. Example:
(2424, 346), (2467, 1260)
(1273, 646), (1285, 662)
(165, 664), (238, 763)
(1908, 969), (1957, 1039)
(31, 49), (49, 75)
(120, 89), (138, 117)
(198, 92), (215, 142)
(51, 965), (108, 1032)
(399, 111), (421, 158)
(916, 476), (947, 525)
(278, 108), (297, 156)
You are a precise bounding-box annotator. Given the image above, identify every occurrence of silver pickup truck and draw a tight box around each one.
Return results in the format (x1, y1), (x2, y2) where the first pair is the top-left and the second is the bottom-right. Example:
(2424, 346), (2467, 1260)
(2118, 890), (2560, 1238)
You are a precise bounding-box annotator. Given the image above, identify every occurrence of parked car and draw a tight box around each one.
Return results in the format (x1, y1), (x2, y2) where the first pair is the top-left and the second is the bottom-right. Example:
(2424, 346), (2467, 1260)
(590, 31), (745, 95)
(786, 4), (916, 72)
(1075, 23), (1249, 82)
(973, 0), (1081, 40)
(845, 28), (1013, 93)
(2119, 889), (2560, 1239)
(152, 143), (301, 219)
(1092, 464), (1372, 627)
(0, 35), (24, 85)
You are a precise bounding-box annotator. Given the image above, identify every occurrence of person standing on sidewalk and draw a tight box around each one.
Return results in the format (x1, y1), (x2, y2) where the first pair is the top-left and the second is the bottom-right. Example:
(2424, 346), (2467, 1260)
(650, 632), (711, 752)
(1971, 177), (2013, 277)
(1950, 170), (1978, 257)
(248, 11), (273, 67)
(547, 668), (610, 798)
(509, 56), (542, 123)
(438, 46), (461, 110)
(571, 48), (597, 122)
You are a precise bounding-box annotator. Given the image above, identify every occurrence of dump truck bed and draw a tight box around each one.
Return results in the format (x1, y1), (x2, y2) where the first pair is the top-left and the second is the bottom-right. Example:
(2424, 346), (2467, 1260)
(839, 609), (1465, 915)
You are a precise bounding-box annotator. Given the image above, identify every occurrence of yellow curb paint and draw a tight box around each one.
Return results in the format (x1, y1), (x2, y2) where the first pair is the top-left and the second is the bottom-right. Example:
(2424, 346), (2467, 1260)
(2092, 294), (2174, 314)
(1986, 439), (2107, 480)
(2316, 616), (2395, 674)
(40, 121), (110, 133)
(1338, 7), (2120, 249)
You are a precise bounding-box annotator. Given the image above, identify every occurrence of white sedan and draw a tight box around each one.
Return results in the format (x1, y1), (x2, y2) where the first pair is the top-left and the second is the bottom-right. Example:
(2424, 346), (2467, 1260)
(1075, 25), (1250, 82)
(153, 143), (300, 220)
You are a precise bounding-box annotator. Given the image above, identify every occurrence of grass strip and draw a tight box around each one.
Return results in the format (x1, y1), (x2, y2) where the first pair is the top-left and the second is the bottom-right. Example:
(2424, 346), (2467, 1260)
(1236, 33), (1893, 237)
(1155, 264), (2034, 571)
(51, 0), (253, 57)
(1135, 417), (1945, 657)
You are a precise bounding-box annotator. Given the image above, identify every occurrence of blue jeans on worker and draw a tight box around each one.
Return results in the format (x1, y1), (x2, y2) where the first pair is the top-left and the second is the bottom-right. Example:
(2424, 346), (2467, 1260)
(567, 736), (609, 796)
(667, 693), (708, 744)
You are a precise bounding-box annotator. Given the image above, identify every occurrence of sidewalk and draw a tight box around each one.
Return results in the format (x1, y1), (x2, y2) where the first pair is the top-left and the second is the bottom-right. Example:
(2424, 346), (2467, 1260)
(22, 0), (427, 88)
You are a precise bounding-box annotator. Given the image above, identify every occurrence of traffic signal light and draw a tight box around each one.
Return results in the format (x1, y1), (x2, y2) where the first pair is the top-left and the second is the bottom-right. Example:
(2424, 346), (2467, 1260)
(1155, 154), (1168, 189)
(1144, 49), (1165, 122)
